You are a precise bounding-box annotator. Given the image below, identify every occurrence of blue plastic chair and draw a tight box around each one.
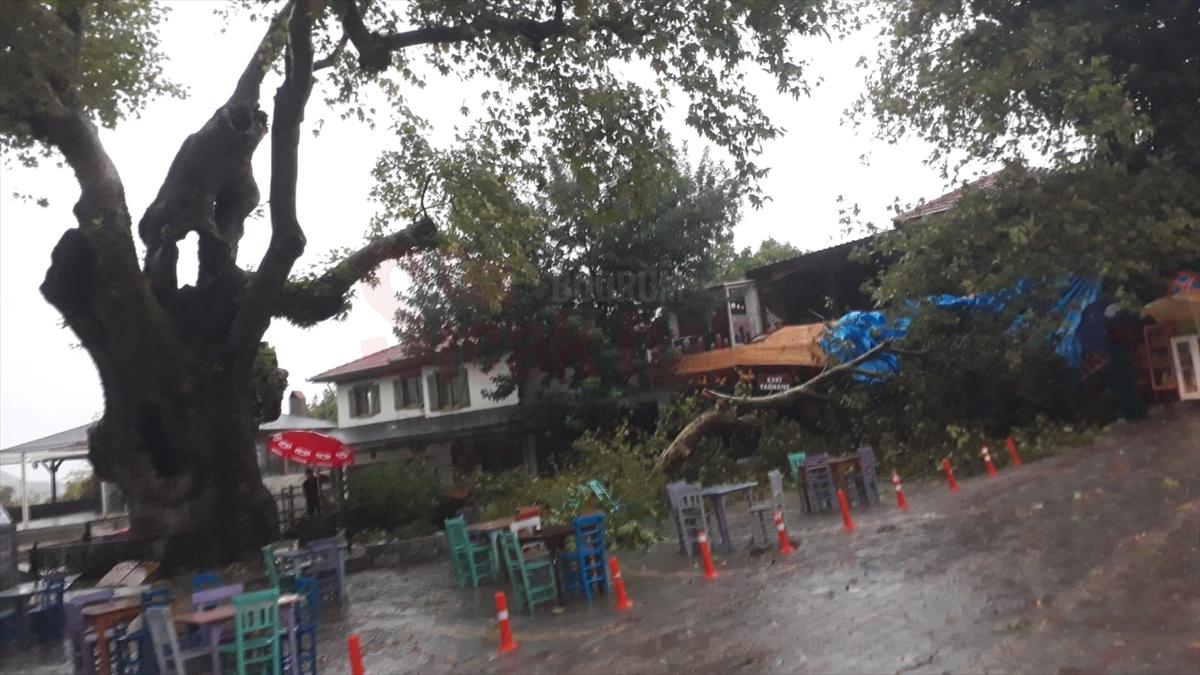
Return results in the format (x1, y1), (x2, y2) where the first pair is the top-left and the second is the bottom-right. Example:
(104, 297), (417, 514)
(289, 576), (320, 675)
(561, 514), (609, 605)
(191, 572), (221, 593)
(116, 586), (173, 674)
(28, 576), (66, 643)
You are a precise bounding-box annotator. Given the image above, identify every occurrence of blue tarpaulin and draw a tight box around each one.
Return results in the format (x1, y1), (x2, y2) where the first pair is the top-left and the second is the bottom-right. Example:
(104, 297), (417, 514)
(820, 277), (1103, 379)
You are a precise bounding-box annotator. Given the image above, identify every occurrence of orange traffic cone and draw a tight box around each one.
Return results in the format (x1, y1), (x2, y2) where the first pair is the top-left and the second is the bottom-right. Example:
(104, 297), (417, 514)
(774, 510), (795, 555)
(836, 488), (856, 532)
(1005, 436), (1023, 466)
(981, 446), (998, 477)
(942, 458), (960, 492)
(891, 471), (909, 511)
(697, 530), (719, 580)
(348, 634), (365, 675)
(609, 557), (634, 610)
(495, 591), (518, 654)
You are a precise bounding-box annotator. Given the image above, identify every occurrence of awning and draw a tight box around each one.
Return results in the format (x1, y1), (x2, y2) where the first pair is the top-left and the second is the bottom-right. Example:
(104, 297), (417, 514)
(673, 323), (827, 376)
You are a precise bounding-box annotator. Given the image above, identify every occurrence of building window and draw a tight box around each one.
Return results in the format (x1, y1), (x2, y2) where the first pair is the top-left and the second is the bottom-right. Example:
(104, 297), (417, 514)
(426, 368), (471, 411)
(393, 376), (422, 409)
(348, 383), (380, 418)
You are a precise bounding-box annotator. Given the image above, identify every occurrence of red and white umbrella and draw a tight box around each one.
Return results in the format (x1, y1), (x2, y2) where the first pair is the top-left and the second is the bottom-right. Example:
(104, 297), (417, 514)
(268, 431), (355, 469)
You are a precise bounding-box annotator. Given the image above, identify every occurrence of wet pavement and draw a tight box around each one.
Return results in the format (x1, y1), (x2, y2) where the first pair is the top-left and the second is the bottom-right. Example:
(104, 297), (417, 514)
(5, 404), (1198, 674)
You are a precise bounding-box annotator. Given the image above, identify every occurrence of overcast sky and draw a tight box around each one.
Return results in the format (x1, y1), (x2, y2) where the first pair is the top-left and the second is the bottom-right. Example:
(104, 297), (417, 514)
(0, 2), (968, 470)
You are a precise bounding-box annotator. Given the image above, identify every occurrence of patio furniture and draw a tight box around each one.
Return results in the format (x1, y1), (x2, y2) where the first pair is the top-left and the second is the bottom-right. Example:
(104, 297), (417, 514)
(192, 583), (245, 611)
(262, 546), (291, 592)
(175, 593), (300, 675)
(498, 532), (558, 614)
(855, 446), (882, 506)
(64, 588), (115, 675)
(446, 517), (496, 588)
(516, 524), (576, 604)
(289, 576), (320, 675)
(748, 470), (787, 549)
(219, 589), (282, 675)
(144, 606), (208, 675)
(667, 482), (709, 558)
(786, 452), (809, 512)
(96, 561), (159, 589)
(561, 514), (609, 605)
(586, 479), (621, 513)
(699, 481), (759, 553)
(114, 586), (172, 675)
(0, 581), (43, 648)
(803, 454), (836, 513)
(28, 574), (66, 643)
(465, 516), (516, 577)
(81, 599), (142, 675)
(190, 572), (221, 593)
(305, 538), (345, 603)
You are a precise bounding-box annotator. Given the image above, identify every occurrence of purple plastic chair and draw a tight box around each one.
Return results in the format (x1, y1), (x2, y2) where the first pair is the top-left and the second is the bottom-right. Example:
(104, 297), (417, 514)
(65, 588), (115, 675)
(190, 583), (244, 612)
(306, 539), (345, 603)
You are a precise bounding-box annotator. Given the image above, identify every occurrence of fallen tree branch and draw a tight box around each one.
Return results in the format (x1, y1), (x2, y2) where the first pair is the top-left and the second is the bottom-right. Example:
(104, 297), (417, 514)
(653, 341), (895, 473)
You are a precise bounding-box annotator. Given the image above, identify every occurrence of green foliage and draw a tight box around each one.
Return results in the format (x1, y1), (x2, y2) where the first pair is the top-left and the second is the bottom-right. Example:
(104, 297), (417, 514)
(717, 237), (805, 281)
(308, 386), (338, 423)
(392, 148), (744, 414)
(467, 424), (667, 550)
(0, 485), (14, 507)
(62, 471), (96, 502)
(856, 1), (1200, 306)
(347, 460), (442, 532)
(0, 0), (182, 164)
(250, 344), (288, 427)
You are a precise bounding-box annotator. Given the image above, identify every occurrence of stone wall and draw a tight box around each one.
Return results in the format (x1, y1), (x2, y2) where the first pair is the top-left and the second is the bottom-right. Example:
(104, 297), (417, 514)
(347, 531), (448, 573)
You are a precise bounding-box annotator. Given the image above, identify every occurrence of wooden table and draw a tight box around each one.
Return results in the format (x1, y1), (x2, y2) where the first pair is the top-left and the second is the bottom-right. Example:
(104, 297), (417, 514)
(174, 593), (301, 675)
(797, 455), (861, 512)
(81, 599), (143, 675)
(699, 481), (758, 552)
(518, 524), (576, 604)
(467, 517), (516, 575)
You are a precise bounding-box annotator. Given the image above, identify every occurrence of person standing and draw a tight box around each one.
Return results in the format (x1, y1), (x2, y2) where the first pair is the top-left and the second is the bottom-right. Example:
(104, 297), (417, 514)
(302, 469), (322, 516)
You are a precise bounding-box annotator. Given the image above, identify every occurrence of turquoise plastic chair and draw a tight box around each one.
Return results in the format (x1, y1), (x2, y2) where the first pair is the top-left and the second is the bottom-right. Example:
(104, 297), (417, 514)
(444, 517), (495, 588)
(219, 589), (281, 675)
(498, 531), (557, 614)
(786, 452), (807, 482)
(586, 479), (621, 513)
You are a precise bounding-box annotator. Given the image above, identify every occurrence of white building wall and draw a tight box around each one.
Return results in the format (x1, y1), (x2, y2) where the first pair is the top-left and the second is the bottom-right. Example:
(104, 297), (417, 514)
(335, 374), (429, 428)
(334, 362), (519, 427)
(421, 362), (519, 418)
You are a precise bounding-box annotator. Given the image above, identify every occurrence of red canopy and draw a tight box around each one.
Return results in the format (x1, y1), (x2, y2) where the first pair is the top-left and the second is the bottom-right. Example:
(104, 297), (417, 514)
(268, 431), (355, 469)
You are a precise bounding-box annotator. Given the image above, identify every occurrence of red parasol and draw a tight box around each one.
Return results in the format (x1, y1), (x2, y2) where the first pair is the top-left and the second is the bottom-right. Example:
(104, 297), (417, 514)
(268, 431), (356, 469)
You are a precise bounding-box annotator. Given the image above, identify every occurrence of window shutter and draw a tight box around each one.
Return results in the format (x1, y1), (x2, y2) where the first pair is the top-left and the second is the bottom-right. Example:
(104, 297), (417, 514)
(426, 373), (439, 410)
(455, 369), (470, 408)
(393, 380), (404, 409)
(369, 384), (380, 415)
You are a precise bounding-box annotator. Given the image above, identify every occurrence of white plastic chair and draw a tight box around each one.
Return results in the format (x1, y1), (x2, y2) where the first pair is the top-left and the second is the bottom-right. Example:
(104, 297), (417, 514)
(144, 606), (210, 675)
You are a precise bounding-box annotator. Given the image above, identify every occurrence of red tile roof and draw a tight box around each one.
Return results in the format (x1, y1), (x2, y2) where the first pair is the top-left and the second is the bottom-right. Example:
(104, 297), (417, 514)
(893, 172), (1000, 224)
(310, 344), (429, 383)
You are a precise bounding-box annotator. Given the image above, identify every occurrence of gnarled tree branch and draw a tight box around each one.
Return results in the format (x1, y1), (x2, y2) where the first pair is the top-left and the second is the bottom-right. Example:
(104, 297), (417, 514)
(335, 0), (641, 72)
(653, 341), (896, 473)
(226, 0), (315, 356)
(138, 4), (292, 301)
(274, 215), (439, 326)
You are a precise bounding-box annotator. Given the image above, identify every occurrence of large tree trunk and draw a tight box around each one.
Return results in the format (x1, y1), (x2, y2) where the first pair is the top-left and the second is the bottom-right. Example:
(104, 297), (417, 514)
(92, 381), (279, 568)
(26, 0), (442, 567)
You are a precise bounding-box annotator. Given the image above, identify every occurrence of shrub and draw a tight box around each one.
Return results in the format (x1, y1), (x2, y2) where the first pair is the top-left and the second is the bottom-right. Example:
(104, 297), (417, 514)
(347, 460), (442, 533)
